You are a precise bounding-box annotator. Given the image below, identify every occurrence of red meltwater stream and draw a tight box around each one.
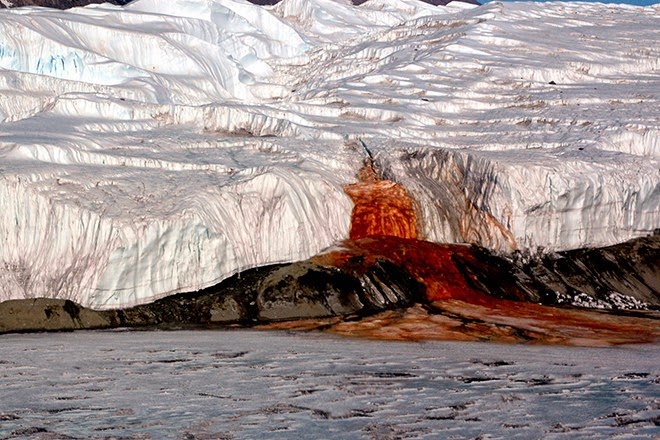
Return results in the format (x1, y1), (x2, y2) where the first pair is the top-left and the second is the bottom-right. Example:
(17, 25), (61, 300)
(266, 166), (660, 346)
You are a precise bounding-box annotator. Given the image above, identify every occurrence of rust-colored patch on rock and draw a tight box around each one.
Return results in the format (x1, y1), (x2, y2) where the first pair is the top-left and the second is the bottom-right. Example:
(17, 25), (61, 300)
(344, 163), (418, 240)
(305, 236), (659, 346)
(313, 237), (509, 304)
(280, 162), (660, 346)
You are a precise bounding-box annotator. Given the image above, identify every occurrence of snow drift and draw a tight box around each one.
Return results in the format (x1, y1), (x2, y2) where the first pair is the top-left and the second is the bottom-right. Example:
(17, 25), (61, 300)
(0, 0), (658, 308)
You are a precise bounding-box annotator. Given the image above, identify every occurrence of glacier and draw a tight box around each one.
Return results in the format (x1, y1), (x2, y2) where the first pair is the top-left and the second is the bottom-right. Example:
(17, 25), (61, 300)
(0, 0), (658, 309)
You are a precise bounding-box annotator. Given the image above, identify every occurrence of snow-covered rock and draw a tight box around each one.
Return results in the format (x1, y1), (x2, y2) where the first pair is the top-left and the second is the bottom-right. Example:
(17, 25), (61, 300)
(0, 0), (658, 308)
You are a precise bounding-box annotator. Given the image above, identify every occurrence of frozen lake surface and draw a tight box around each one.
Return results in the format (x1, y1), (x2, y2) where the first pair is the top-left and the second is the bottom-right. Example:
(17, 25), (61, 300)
(0, 330), (658, 439)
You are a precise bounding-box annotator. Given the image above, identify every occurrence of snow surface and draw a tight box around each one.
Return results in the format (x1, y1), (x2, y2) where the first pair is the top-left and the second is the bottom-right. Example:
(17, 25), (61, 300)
(0, 330), (658, 439)
(0, 0), (658, 308)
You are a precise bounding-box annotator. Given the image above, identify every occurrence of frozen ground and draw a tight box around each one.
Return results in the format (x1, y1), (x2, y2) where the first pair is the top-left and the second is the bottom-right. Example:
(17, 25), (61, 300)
(0, 330), (658, 439)
(0, 0), (658, 309)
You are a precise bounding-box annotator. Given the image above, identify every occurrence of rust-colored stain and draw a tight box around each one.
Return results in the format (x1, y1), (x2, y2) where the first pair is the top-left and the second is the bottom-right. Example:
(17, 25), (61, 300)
(308, 237), (659, 345)
(341, 163), (486, 302)
(278, 164), (660, 346)
(320, 303), (660, 346)
(344, 163), (418, 240)
(259, 301), (659, 346)
(459, 199), (518, 251)
(313, 237), (503, 304)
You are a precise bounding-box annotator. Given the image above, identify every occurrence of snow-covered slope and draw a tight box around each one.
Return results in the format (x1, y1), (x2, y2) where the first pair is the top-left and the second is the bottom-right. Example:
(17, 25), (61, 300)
(0, 0), (658, 308)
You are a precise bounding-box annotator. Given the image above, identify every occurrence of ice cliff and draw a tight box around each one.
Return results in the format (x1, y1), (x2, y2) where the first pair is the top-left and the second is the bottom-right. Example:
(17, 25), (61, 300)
(0, 0), (658, 308)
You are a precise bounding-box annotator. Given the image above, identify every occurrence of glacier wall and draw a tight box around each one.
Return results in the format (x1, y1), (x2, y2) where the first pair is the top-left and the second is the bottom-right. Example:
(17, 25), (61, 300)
(0, 140), (356, 309)
(379, 146), (658, 252)
(0, 0), (658, 308)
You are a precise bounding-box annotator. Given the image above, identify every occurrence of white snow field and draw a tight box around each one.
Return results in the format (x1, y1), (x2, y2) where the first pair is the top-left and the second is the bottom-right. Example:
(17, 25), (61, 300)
(0, 330), (658, 439)
(0, 0), (658, 308)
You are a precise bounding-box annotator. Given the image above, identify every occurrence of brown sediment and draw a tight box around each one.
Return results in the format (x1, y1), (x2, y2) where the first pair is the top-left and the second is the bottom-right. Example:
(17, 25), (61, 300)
(308, 236), (660, 346)
(306, 237), (660, 346)
(431, 300), (660, 346)
(260, 303), (660, 346)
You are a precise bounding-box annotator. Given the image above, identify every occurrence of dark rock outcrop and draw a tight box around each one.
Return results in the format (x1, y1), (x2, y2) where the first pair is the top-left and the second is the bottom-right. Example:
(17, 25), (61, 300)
(508, 234), (659, 310)
(116, 256), (424, 328)
(0, 256), (424, 333)
(0, 234), (657, 337)
(0, 298), (112, 333)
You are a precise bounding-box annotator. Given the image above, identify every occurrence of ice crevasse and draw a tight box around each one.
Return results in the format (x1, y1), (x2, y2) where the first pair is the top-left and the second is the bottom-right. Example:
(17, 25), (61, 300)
(0, 0), (658, 309)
